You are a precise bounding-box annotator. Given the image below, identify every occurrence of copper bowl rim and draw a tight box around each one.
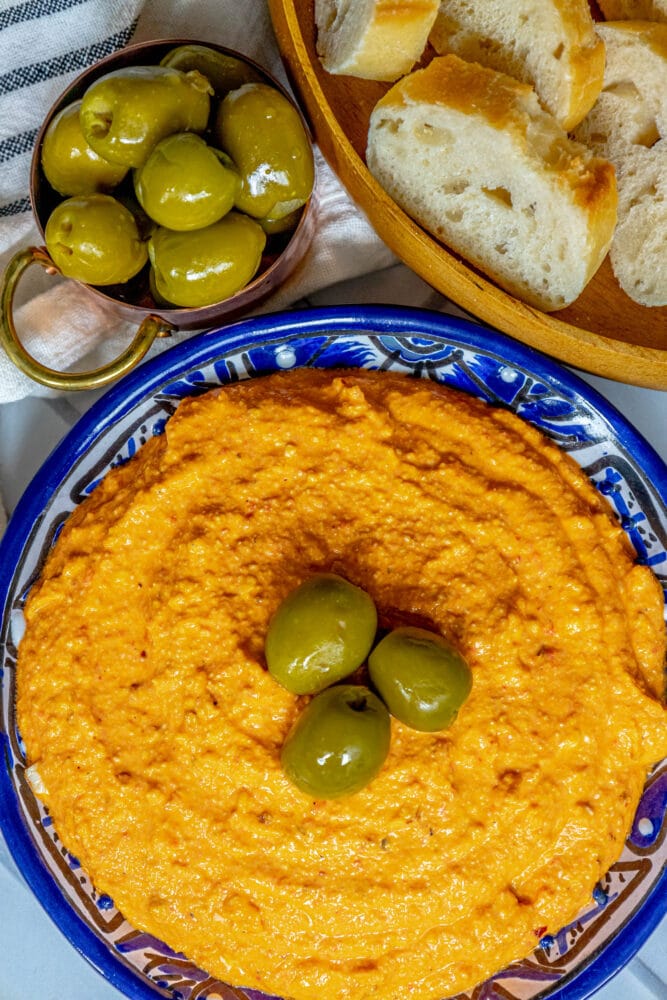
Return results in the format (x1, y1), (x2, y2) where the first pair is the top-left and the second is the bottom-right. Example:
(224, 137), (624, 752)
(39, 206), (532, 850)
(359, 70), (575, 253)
(28, 36), (319, 330)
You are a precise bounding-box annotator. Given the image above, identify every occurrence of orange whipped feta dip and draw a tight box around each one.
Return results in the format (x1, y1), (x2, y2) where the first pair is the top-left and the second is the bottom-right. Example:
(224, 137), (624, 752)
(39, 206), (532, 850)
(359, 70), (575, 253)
(17, 369), (667, 1000)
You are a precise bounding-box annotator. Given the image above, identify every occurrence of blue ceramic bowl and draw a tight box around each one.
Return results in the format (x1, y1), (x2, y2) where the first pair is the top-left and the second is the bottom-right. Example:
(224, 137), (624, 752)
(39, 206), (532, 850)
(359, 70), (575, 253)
(1, 305), (665, 1000)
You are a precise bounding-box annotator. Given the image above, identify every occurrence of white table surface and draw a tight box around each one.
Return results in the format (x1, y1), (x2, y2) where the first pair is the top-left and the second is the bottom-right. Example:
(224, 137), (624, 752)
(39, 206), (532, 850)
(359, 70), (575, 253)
(0, 261), (665, 1000)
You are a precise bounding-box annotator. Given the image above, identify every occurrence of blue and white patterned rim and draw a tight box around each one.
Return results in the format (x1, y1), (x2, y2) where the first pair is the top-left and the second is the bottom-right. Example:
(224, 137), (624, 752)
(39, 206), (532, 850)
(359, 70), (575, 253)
(1, 305), (665, 1000)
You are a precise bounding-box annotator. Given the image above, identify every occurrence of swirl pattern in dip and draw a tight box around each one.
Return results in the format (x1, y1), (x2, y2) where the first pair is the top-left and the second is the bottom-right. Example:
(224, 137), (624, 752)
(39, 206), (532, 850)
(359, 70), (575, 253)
(17, 369), (667, 1000)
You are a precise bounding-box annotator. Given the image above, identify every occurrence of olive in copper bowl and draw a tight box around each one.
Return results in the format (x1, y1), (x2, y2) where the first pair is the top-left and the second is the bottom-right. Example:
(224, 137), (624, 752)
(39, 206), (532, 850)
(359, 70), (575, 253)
(0, 38), (318, 392)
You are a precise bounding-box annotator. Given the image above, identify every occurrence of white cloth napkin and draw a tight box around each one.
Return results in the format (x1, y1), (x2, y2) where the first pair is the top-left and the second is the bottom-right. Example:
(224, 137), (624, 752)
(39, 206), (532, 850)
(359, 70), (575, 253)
(0, 0), (396, 403)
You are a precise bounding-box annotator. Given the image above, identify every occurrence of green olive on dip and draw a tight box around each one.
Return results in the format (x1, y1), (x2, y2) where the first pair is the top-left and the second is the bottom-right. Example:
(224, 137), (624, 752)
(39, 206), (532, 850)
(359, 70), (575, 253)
(281, 685), (391, 799)
(369, 626), (472, 732)
(265, 573), (377, 695)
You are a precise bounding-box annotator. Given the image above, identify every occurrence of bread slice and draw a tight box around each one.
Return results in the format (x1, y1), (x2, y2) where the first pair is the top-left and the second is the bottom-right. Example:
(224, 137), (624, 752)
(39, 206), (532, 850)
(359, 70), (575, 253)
(608, 146), (667, 305)
(366, 55), (618, 312)
(598, 1), (667, 22)
(429, 0), (605, 130)
(573, 22), (667, 305)
(575, 22), (667, 156)
(314, 0), (439, 82)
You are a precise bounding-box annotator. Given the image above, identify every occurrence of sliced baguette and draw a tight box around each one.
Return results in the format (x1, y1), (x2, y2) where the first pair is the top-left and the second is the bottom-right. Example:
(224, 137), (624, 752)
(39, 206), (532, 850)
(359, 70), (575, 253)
(429, 0), (605, 130)
(314, 0), (439, 82)
(573, 22), (667, 305)
(366, 55), (618, 312)
(598, 1), (667, 22)
(608, 145), (667, 306)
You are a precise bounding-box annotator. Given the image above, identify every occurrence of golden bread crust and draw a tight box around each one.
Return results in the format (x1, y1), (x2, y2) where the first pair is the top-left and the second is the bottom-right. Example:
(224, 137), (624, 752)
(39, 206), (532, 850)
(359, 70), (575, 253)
(316, 0), (440, 81)
(429, 0), (604, 129)
(369, 55), (617, 310)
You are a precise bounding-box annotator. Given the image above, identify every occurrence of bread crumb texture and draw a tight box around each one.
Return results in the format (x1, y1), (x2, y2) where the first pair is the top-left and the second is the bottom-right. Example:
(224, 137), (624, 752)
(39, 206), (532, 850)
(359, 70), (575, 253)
(367, 55), (617, 311)
(574, 21), (667, 306)
(429, 0), (605, 129)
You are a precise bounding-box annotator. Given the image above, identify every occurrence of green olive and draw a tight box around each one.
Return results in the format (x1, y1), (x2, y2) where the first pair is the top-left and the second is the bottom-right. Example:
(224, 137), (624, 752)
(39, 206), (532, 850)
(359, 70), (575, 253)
(45, 194), (147, 285)
(80, 65), (212, 168)
(281, 685), (390, 798)
(112, 187), (156, 241)
(40, 100), (128, 196)
(134, 132), (239, 231)
(368, 627), (472, 732)
(215, 82), (314, 220)
(148, 265), (172, 308)
(265, 573), (377, 695)
(148, 211), (266, 306)
(160, 44), (263, 96)
(257, 206), (303, 235)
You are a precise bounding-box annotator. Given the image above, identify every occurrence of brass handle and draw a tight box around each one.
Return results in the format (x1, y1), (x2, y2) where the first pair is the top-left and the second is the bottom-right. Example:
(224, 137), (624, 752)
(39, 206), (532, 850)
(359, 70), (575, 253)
(0, 246), (173, 391)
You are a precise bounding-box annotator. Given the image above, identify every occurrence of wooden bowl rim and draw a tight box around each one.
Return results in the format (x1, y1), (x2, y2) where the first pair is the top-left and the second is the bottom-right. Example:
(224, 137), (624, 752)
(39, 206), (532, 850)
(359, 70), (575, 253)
(269, 0), (667, 390)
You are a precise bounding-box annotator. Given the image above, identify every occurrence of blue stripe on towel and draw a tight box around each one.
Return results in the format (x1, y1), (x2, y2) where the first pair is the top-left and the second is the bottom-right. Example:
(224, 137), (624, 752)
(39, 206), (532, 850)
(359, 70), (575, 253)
(0, 0), (90, 33)
(0, 196), (32, 217)
(0, 129), (39, 164)
(0, 23), (137, 95)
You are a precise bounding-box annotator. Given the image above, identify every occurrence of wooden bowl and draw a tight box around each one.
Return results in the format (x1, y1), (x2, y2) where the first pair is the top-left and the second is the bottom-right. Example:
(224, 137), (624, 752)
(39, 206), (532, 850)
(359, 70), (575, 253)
(269, 0), (667, 389)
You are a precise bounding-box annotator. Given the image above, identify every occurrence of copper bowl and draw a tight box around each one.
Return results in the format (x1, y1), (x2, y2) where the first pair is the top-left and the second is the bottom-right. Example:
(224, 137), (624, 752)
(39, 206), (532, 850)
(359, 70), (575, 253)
(0, 38), (318, 391)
